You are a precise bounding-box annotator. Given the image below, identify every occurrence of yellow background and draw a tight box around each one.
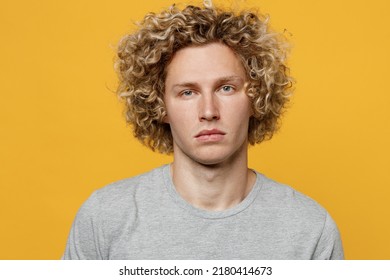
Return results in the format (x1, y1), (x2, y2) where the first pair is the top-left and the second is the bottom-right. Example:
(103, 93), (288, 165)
(1, 0), (389, 259)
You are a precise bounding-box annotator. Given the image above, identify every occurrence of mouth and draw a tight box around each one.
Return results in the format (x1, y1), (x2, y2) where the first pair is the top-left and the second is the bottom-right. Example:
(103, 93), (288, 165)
(195, 129), (226, 141)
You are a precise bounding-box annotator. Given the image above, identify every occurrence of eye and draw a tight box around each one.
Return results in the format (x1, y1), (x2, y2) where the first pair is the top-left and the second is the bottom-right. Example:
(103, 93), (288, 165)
(181, 90), (193, 97)
(220, 85), (234, 93)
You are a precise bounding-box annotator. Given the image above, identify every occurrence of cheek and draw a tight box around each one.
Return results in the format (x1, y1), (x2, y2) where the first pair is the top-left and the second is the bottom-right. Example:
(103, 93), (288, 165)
(229, 98), (252, 120)
(165, 104), (193, 133)
(230, 101), (252, 136)
(163, 100), (180, 124)
(168, 99), (198, 119)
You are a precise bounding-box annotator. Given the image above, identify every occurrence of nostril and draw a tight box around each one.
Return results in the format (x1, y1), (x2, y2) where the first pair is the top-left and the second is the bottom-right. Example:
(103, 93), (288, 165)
(199, 96), (220, 121)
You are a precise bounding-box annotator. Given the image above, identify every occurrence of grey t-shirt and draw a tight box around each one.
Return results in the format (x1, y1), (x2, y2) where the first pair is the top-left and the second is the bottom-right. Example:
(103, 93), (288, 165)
(62, 165), (344, 259)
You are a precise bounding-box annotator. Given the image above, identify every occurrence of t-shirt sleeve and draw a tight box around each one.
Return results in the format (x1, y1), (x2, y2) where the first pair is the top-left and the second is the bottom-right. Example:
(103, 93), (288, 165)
(312, 212), (344, 260)
(62, 192), (105, 260)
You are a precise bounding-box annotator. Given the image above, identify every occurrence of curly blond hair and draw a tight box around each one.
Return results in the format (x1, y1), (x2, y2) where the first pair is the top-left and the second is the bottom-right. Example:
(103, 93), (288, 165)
(115, 1), (293, 154)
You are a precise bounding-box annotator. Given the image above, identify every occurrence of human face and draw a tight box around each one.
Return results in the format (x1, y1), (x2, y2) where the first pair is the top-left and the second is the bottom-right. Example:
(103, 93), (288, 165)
(164, 43), (252, 165)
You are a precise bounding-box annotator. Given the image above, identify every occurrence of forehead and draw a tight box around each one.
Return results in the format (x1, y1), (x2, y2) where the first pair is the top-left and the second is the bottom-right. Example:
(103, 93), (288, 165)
(164, 43), (247, 86)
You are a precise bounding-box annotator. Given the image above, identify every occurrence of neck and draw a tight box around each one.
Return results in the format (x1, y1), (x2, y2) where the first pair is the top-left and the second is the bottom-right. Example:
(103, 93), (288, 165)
(170, 144), (256, 211)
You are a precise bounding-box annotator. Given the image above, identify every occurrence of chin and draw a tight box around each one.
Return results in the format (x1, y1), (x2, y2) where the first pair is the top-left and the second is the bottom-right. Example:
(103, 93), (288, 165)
(192, 151), (234, 166)
(196, 159), (226, 166)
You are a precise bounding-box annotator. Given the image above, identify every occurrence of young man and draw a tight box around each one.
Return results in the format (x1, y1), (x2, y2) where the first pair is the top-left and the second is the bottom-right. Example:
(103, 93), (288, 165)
(62, 2), (343, 259)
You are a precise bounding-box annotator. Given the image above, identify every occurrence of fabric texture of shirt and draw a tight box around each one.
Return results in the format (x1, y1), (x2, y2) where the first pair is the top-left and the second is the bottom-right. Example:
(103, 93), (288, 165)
(62, 165), (344, 259)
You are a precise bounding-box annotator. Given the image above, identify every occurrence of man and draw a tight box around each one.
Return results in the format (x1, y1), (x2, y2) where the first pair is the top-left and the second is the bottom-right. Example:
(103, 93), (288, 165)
(62, 1), (343, 259)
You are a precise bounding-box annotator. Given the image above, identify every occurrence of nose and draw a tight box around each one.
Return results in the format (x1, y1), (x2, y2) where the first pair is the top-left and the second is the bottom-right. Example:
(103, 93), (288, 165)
(198, 92), (220, 121)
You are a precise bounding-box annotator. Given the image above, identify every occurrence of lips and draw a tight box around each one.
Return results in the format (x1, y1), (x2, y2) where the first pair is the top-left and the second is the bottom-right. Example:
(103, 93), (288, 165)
(195, 129), (226, 141)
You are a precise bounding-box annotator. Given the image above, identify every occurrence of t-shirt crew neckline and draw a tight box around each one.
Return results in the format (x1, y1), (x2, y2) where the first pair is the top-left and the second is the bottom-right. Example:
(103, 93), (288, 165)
(162, 164), (263, 219)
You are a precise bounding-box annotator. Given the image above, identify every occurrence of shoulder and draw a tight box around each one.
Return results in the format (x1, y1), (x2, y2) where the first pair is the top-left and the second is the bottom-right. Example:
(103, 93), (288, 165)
(93, 165), (166, 204)
(97, 165), (166, 194)
(254, 172), (344, 259)
(253, 173), (329, 237)
(256, 172), (327, 221)
(78, 165), (167, 219)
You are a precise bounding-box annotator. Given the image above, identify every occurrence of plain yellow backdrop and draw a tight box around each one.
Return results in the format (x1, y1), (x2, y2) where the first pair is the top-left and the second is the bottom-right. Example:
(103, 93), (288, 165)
(1, 0), (389, 259)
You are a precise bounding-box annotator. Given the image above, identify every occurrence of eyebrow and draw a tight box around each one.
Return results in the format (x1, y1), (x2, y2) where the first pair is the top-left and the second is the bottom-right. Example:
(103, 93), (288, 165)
(171, 75), (245, 90)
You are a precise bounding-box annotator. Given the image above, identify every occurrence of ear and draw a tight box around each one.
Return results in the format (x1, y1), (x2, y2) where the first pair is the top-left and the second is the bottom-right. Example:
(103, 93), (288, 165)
(244, 82), (255, 117)
(162, 114), (170, 124)
(249, 106), (255, 117)
(247, 98), (255, 118)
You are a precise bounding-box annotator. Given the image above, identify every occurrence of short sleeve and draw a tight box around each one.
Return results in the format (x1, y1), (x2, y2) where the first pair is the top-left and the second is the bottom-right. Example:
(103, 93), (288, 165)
(312, 212), (344, 260)
(62, 192), (105, 260)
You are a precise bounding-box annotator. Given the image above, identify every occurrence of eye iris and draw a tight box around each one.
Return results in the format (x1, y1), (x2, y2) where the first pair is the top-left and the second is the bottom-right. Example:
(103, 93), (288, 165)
(223, 86), (232, 92)
(183, 90), (192, 96)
